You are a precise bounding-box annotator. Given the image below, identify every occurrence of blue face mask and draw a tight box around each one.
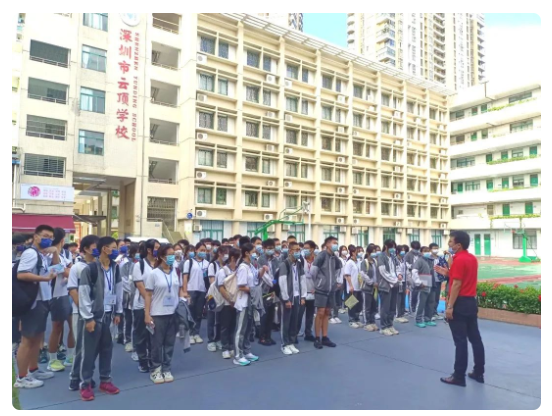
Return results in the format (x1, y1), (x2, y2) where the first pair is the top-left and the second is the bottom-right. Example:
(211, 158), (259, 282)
(331, 244), (339, 252)
(266, 249), (275, 256)
(400, 251), (406, 256)
(165, 255), (176, 266)
(412, 249), (420, 254)
(120, 245), (128, 254)
(213, 247), (218, 254)
(370, 253), (378, 258)
(109, 249), (119, 261)
(423, 252), (432, 258)
(189, 252), (195, 259)
(92, 248), (100, 258)
(134, 254), (141, 260)
(39, 238), (53, 249)
(314, 249), (320, 255)
(256, 245), (263, 254)
(251, 253), (259, 261)
(302, 249), (311, 257)
(16, 245), (26, 252)
(388, 248), (396, 256)
(448, 247), (456, 255)
(282, 248), (289, 255)
(197, 252), (207, 260)
(275, 245), (282, 252)
(293, 252), (301, 260)
(152, 250), (158, 257)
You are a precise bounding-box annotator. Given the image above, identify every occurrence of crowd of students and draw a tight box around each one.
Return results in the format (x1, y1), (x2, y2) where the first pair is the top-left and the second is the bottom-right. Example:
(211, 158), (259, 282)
(12, 226), (452, 402)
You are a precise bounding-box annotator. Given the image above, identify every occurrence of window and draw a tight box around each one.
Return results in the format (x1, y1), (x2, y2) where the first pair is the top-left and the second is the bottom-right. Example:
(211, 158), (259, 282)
(301, 100), (308, 115)
(322, 106), (332, 121)
(218, 42), (229, 59)
(381, 203), (390, 216)
(246, 86), (259, 103)
(322, 137), (332, 151)
(335, 140), (342, 153)
(321, 168), (332, 181)
(24, 154), (65, 178)
(502, 177), (510, 189)
(471, 107), (478, 116)
(301, 132), (309, 146)
(82, 45), (106, 72)
(430, 158), (437, 169)
(286, 130), (298, 145)
(321, 198), (332, 211)
(26, 115), (66, 141)
(481, 104), (488, 113)
(353, 113), (362, 127)
(263, 90), (271, 106)
(431, 231), (443, 247)
(246, 122), (259, 137)
(198, 149), (213, 166)
(430, 134), (437, 145)
(407, 205), (416, 217)
(199, 73), (214, 92)
(407, 102), (415, 113)
(200, 36), (215, 55)
(407, 179), (415, 191)
(407, 128), (414, 139)
(245, 191), (258, 207)
(513, 230), (537, 250)
(430, 182), (438, 193)
(452, 110), (464, 121)
(218, 115), (228, 132)
(335, 79), (342, 92)
(247, 50), (260, 68)
(487, 205), (494, 216)
(216, 189), (227, 205)
(217, 152), (227, 168)
(83, 13), (108, 31)
(509, 91), (532, 104)
(513, 176), (525, 188)
(245, 156), (258, 172)
(456, 157), (475, 168)
(486, 180), (494, 190)
(353, 200), (362, 214)
(510, 119), (533, 133)
(430, 109), (436, 120)
(302, 68), (309, 83)
(482, 129), (488, 139)
(285, 163), (298, 177)
(501, 151), (509, 160)
(530, 174), (538, 187)
(218, 78), (228, 96)
(465, 181), (480, 191)
(262, 125), (271, 140)
(262, 159), (271, 174)
(353, 172), (363, 185)
(530, 146), (538, 156)
(353, 85), (363, 98)
(197, 188), (213, 204)
(407, 153), (415, 165)
(454, 136), (465, 145)
(381, 147), (390, 161)
(285, 195), (298, 208)
(335, 169), (343, 183)
(29, 40), (69, 67)
(336, 109), (342, 124)
(381, 93), (390, 107)
(286, 64), (299, 80)
(286, 97), (298, 112)
(199, 112), (214, 129)
(261, 193), (270, 208)
(525, 202), (533, 215)
(80, 87), (105, 113)
(353, 142), (363, 156)
(322, 75), (332, 89)
(78, 130), (104, 155)
(512, 149), (524, 158)
(381, 121), (390, 134)
(502, 204), (510, 216)
(301, 165), (308, 179)
(381, 176), (390, 188)
(263, 56), (272, 72)
(471, 132), (478, 141)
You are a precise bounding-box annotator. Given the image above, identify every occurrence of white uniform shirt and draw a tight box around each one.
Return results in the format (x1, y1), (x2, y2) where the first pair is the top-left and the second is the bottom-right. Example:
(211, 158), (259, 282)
(234, 262), (254, 311)
(184, 259), (208, 292)
(215, 266), (235, 307)
(52, 249), (72, 298)
(67, 261), (88, 314)
(100, 264), (116, 312)
(17, 248), (52, 304)
(344, 259), (360, 292)
(132, 259), (154, 310)
(145, 267), (182, 316)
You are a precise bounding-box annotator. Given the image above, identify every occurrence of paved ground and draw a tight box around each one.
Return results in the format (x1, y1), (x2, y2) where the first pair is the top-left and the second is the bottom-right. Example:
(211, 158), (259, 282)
(19, 316), (541, 410)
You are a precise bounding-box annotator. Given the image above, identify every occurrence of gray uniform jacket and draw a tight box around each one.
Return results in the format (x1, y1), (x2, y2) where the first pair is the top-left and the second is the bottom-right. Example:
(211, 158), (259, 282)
(375, 253), (400, 293)
(359, 259), (377, 294)
(412, 256), (438, 292)
(403, 251), (421, 286)
(258, 254), (281, 294)
(278, 258), (307, 304)
(311, 250), (342, 294)
(79, 259), (123, 322)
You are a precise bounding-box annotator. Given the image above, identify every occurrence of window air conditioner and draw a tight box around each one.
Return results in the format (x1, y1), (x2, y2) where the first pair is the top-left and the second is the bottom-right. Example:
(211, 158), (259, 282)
(394, 166), (401, 172)
(285, 114), (294, 122)
(285, 147), (293, 154)
(337, 187), (346, 194)
(266, 180), (276, 187)
(196, 133), (208, 141)
(266, 74), (276, 83)
(197, 94), (208, 103)
(394, 111), (401, 118)
(196, 171), (207, 179)
(407, 228), (413, 234)
(336, 218), (345, 225)
(440, 198), (446, 204)
(337, 156), (346, 163)
(284, 181), (293, 188)
(353, 218), (360, 225)
(196, 210), (207, 218)
(353, 131), (359, 136)
(351, 227), (360, 235)
(440, 223), (447, 229)
(394, 193), (401, 199)
(394, 221), (402, 227)
(197, 54), (207, 64)
(285, 80), (293, 88)
(337, 126), (346, 134)
(264, 214), (274, 221)
(337, 95), (346, 103)
(353, 189), (359, 195)
(265, 144), (275, 152)
(193, 225), (202, 232)
(266, 111), (276, 118)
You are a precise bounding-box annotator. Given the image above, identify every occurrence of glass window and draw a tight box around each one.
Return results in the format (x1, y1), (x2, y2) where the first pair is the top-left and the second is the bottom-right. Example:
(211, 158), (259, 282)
(218, 42), (229, 59)
(487, 204), (494, 216)
(322, 137), (332, 151)
(23, 154), (65, 178)
(321, 198), (332, 211)
(513, 176), (524, 188)
(513, 230), (537, 249)
(465, 181), (480, 191)
(198, 149), (213, 166)
(286, 130), (298, 145)
(247, 50), (260, 68)
(262, 159), (271, 174)
(481, 104), (488, 113)
(245, 156), (258, 172)
(301, 165), (308, 179)
(198, 112), (214, 129)
(80, 87), (105, 113)
(502, 204), (510, 216)
(456, 157), (475, 168)
(321, 168), (332, 181)
(502, 177), (509, 189)
(199, 73), (214, 92)
(246, 122), (259, 137)
(429, 108), (436, 120)
(217, 152), (227, 168)
(509, 91), (532, 103)
(381, 203), (390, 216)
(263, 56), (272, 72)
(200, 36), (215, 54)
(335, 140), (342, 153)
(482, 129), (488, 139)
(263, 89), (271, 106)
(286, 64), (299, 80)
(510, 119), (533, 133)
(353, 113), (362, 127)
(218, 115), (228, 132)
(486, 179), (494, 190)
(381, 121), (390, 134)
(78, 130), (104, 155)
(82, 45), (106, 72)
(530, 174), (538, 187)
(262, 125), (271, 140)
(26, 115), (66, 141)
(512, 149), (524, 158)
(407, 101), (415, 113)
(381, 93), (390, 107)
(407, 205), (416, 217)
(302, 68), (309, 83)
(525, 202), (533, 214)
(301, 132), (309, 146)
(245, 191), (258, 207)
(353, 200), (362, 214)
(530, 146), (538, 156)
(285, 163), (298, 177)
(353, 85), (363, 98)
(218, 78), (228, 96)
(246, 86), (259, 103)
(353, 172), (363, 184)
(335, 79), (342, 92)
(83, 13), (108, 31)
(301, 100), (308, 115)
(322, 75), (332, 89)
(322, 106), (332, 121)
(471, 132), (478, 141)
(216, 189), (227, 205)
(286, 97), (298, 112)
(261, 193), (270, 208)
(197, 188), (213, 204)
(471, 107), (478, 116)
(381, 176), (390, 188)
(430, 158), (437, 169)
(353, 142), (363, 156)
(285, 195), (298, 209)
(501, 151), (509, 160)
(430, 182), (438, 193)
(381, 147), (390, 161)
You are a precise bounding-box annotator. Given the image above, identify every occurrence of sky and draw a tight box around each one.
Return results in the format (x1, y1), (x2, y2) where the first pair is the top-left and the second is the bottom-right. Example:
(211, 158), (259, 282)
(302, 13), (541, 85)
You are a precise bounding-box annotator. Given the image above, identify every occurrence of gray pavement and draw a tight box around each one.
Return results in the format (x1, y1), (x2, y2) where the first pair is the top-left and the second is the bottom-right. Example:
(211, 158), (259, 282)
(19, 316), (541, 410)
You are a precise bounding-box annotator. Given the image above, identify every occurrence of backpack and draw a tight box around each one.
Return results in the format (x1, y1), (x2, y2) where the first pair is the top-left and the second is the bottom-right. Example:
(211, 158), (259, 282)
(12, 247), (42, 317)
(223, 267), (238, 303)
(205, 266), (227, 312)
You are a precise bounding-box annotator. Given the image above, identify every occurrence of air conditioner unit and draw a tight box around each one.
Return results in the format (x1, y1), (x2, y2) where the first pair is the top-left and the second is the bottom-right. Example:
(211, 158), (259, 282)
(196, 171), (207, 179)
(265, 144), (275, 152)
(366, 94), (374, 101)
(266, 74), (276, 83)
(196, 210), (207, 218)
(440, 223), (447, 229)
(282, 224), (290, 231)
(394, 166), (401, 172)
(285, 114), (293, 122)
(336, 218), (345, 225)
(337, 156), (346, 163)
(264, 214), (274, 221)
(193, 225), (203, 232)
(337, 126), (346, 134)
(407, 228), (413, 234)
(267, 225), (276, 232)
(440, 198), (446, 204)
(394, 193), (401, 199)
(196, 132), (208, 141)
(197, 54), (207, 64)
(266, 180), (276, 187)
(285, 147), (293, 154)
(352, 159), (358, 165)
(285, 80), (293, 88)
(395, 140), (401, 145)
(284, 181), (293, 188)
(394, 111), (401, 118)
(368, 106), (376, 112)
(197, 94), (208, 103)
(407, 167), (413, 174)
(288, 215), (298, 222)
(337, 187), (346, 194)
(353, 218), (360, 225)
(394, 221), (402, 227)
(443, 229), (450, 236)
(353, 189), (359, 195)
(351, 227), (360, 235)
(266, 111), (276, 118)
(337, 95), (346, 103)
(353, 131), (359, 136)
(396, 228), (403, 233)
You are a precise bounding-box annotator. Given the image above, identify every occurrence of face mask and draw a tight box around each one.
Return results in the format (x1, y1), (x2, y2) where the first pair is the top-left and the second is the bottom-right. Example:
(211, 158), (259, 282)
(341, 250), (348, 256)
(175, 250), (183, 258)
(165, 255), (175, 266)
(134, 254), (141, 260)
(448, 247), (455, 255)
(388, 248), (396, 255)
(423, 253), (432, 258)
(251, 253), (258, 261)
(256, 245), (263, 254)
(92, 248), (100, 258)
(213, 247), (218, 253)
(266, 249), (275, 256)
(358, 253), (364, 259)
(108, 249), (119, 261)
(282, 248), (289, 255)
(275, 245), (282, 252)
(400, 251), (406, 256)
(119, 246), (128, 254)
(189, 252), (195, 259)
(223, 254), (229, 262)
(412, 249), (420, 254)
(39, 238), (52, 249)
(432, 249), (439, 255)
(302, 249), (311, 257)
(314, 249), (320, 255)
(197, 252), (207, 259)
(437, 251), (444, 257)
(331, 244), (339, 252)
(293, 252), (301, 260)
(16, 245), (26, 252)
(370, 253), (378, 258)
(152, 250), (158, 257)
(206, 245), (212, 251)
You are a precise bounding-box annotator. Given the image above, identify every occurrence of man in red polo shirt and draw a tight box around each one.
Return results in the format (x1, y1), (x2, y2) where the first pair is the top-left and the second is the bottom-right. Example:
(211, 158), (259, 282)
(434, 230), (485, 387)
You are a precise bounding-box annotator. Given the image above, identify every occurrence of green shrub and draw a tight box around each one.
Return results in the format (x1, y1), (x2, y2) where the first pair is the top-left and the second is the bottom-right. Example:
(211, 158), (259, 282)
(477, 282), (540, 315)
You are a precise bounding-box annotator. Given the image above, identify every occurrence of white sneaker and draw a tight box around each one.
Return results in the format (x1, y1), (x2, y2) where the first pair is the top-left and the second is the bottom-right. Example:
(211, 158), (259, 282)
(281, 346), (293, 355)
(163, 371), (174, 383)
(131, 351), (139, 361)
(434, 314), (444, 320)
(329, 318), (337, 324)
(380, 328), (394, 336)
(400, 317), (409, 323)
(233, 357), (251, 366)
(375, 313), (381, 320)
(334, 317), (342, 324)
(150, 369), (164, 384)
(389, 327), (399, 335)
(125, 343), (134, 352)
(14, 376), (44, 389)
(288, 345), (300, 354)
(31, 369), (54, 380)
(216, 341), (223, 351)
(222, 350), (232, 359)
(244, 353), (259, 362)
(194, 335), (203, 344)
(189, 337), (196, 345)
(349, 322), (359, 328)
(207, 342), (217, 352)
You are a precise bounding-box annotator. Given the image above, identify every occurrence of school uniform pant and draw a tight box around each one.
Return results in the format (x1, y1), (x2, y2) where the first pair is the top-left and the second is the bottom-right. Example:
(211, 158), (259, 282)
(362, 290), (378, 325)
(260, 301), (275, 341)
(410, 287), (420, 313)
(348, 291), (362, 323)
(379, 288), (398, 329)
(70, 313), (88, 382)
(297, 299), (315, 337)
(416, 288), (436, 323)
(80, 313), (114, 387)
(150, 314), (178, 373)
(280, 297), (300, 346)
(117, 308), (133, 343)
(133, 309), (151, 368)
(433, 282), (442, 315)
(188, 291), (206, 336)
(234, 303), (253, 359)
(219, 305), (237, 352)
(207, 310), (220, 343)
(396, 282), (407, 317)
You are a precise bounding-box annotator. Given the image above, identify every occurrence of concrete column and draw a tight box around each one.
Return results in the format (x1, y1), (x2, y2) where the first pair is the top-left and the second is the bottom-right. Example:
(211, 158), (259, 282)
(106, 191), (113, 236)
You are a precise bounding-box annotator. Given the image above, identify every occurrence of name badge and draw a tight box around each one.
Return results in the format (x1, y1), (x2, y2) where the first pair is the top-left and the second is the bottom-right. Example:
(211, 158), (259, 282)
(163, 296), (174, 307)
(104, 294), (116, 306)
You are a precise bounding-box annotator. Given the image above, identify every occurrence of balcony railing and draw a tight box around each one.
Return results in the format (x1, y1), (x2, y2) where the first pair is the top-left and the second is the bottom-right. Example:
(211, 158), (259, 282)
(150, 98), (177, 108)
(487, 154), (540, 166)
(153, 17), (179, 34)
(451, 97), (537, 122)
(30, 56), (69, 68)
(28, 94), (67, 104)
(148, 178), (175, 184)
(150, 137), (177, 146)
(152, 61), (177, 71)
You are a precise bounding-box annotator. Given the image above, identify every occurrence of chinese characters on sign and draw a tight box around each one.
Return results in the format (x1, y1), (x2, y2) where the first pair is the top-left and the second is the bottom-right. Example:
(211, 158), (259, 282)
(20, 184), (75, 202)
(115, 28), (139, 141)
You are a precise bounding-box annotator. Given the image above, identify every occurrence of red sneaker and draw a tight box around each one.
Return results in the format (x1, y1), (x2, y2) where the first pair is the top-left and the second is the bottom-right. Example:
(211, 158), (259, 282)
(99, 381), (120, 395)
(80, 385), (95, 401)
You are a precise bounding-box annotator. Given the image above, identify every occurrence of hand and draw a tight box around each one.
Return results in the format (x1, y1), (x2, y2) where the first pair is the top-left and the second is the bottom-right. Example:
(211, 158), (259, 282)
(145, 315), (152, 326)
(85, 320), (96, 333)
(398, 275), (403, 281)
(311, 289), (315, 294)
(271, 292), (275, 298)
(337, 283), (342, 289)
(113, 316), (121, 326)
(63, 268), (70, 278)
(263, 265), (269, 273)
(445, 307), (453, 320)
(182, 291), (190, 300)
(230, 302), (235, 308)
(43, 247), (58, 254)
(285, 301), (292, 309)
(45, 270), (57, 281)
(434, 266), (449, 276)
(406, 289), (410, 295)
(301, 299), (305, 306)
(349, 289), (354, 295)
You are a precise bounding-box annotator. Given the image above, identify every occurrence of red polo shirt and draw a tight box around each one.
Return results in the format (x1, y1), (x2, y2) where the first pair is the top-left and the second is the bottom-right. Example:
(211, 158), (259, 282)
(449, 249), (478, 297)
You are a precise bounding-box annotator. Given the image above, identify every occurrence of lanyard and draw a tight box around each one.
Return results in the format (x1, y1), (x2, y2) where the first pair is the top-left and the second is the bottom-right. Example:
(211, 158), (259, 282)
(162, 269), (173, 294)
(306, 261), (313, 273)
(103, 266), (113, 293)
(293, 263), (298, 282)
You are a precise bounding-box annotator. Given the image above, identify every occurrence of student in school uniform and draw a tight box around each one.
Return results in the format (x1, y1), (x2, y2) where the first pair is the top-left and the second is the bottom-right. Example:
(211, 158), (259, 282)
(78, 236), (123, 401)
(217, 248), (240, 359)
(360, 245), (379, 332)
(376, 240), (401, 336)
(118, 243), (138, 352)
(330, 245), (348, 324)
(411, 246), (438, 328)
(394, 245), (409, 324)
(404, 241), (422, 315)
(257, 239), (280, 346)
(206, 245), (227, 352)
(144, 244), (181, 384)
(297, 240), (317, 342)
(182, 242), (209, 344)
(343, 245), (362, 328)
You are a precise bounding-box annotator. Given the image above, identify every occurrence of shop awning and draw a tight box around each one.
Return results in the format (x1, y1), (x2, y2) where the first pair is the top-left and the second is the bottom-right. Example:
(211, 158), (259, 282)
(12, 214), (75, 233)
(73, 214), (106, 225)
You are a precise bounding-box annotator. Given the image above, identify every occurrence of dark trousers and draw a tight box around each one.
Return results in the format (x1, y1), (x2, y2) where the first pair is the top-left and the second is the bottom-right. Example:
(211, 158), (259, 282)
(189, 291), (206, 336)
(70, 315), (86, 382)
(362, 291), (378, 325)
(260, 302), (276, 341)
(80, 313), (113, 387)
(332, 288), (343, 318)
(150, 314), (178, 373)
(280, 297), (300, 346)
(379, 288), (398, 329)
(396, 282), (407, 317)
(117, 308), (133, 343)
(132, 309), (151, 368)
(410, 287), (420, 313)
(297, 299), (315, 337)
(207, 310), (221, 343)
(416, 288), (436, 323)
(448, 297), (485, 379)
(433, 283), (442, 315)
(219, 305), (236, 352)
(12, 317), (21, 344)
(348, 291), (362, 322)
(235, 303), (253, 358)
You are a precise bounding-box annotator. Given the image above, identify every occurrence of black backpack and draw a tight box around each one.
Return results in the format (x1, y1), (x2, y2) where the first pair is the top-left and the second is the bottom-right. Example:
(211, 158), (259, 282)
(12, 247), (42, 317)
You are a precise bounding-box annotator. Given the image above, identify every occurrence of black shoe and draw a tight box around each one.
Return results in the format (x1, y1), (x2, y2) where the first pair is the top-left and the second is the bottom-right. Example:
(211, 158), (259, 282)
(314, 338), (323, 349)
(304, 334), (316, 342)
(259, 339), (271, 346)
(138, 365), (149, 373)
(69, 379), (80, 391)
(468, 372), (484, 384)
(322, 337), (336, 348)
(440, 375), (466, 387)
(117, 336), (125, 345)
(269, 338), (277, 345)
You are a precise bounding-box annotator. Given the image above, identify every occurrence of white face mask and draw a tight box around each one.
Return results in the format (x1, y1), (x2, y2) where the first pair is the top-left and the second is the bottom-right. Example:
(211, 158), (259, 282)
(432, 249), (439, 255)
(206, 245), (212, 251)
(341, 250), (348, 257)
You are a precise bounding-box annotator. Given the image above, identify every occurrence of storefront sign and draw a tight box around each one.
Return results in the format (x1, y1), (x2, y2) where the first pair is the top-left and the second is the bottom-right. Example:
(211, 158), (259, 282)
(20, 184), (75, 202)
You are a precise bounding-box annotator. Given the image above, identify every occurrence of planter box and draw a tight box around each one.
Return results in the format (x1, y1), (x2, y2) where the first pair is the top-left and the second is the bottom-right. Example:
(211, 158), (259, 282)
(478, 307), (541, 328)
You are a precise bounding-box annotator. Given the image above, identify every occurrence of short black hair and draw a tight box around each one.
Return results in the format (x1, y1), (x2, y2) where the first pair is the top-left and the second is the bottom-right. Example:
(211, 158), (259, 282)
(222, 238), (229, 244)
(80, 235), (99, 252)
(429, 243), (439, 250)
(68, 242), (78, 248)
(251, 236), (261, 245)
(410, 241), (421, 250)
(128, 242), (139, 258)
(383, 239), (396, 250)
(239, 236), (251, 247)
(324, 236), (337, 246)
(287, 235), (296, 241)
(233, 234), (242, 241)
(304, 240), (316, 249)
(450, 230), (470, 250)
(52, 227), (66, 246)
(298, 242), (304, 248)
(420, 246), (430, 253)
(124, 238), (132, 244)
(35, 224), (54, 235)
(204, 237), (213, 243)
(178, 239), (190, 247)
(97, 236), (116, 253)
(212, 240), (221, 247)
(63, 243), (70, 250)
(273, 238), (280, 243)
(262, 239), (275, 248)
(288, 241), (299, 250)
(141, 238), (160, 259)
